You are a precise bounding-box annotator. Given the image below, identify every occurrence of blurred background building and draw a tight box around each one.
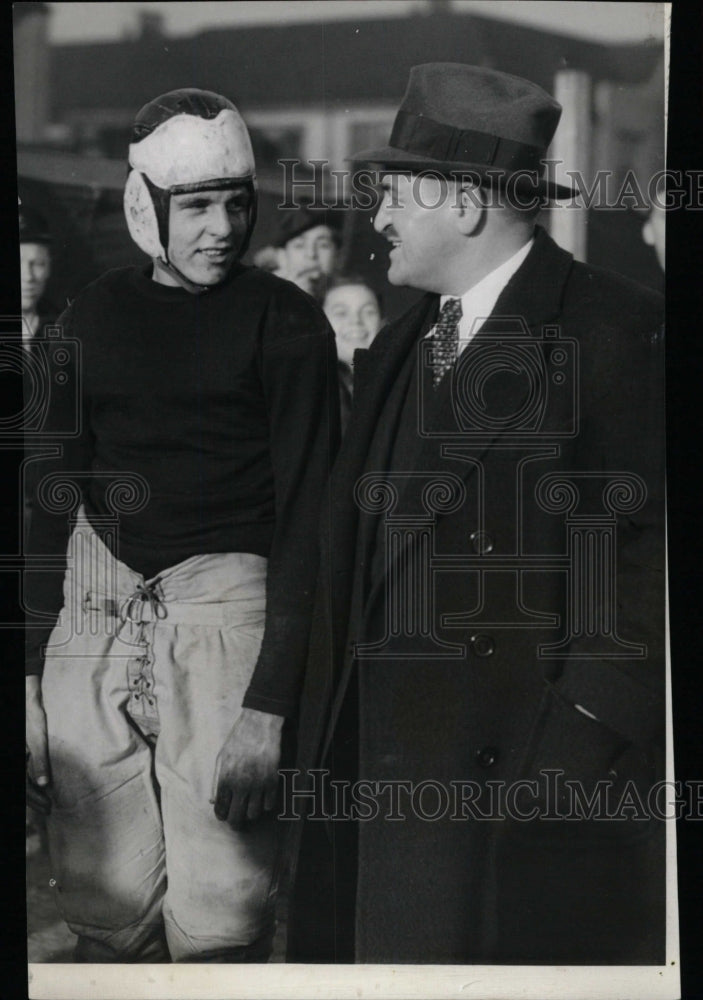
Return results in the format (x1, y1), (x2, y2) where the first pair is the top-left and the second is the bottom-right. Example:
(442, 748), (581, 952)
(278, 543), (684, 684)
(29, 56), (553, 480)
(15, 1), (666, 329)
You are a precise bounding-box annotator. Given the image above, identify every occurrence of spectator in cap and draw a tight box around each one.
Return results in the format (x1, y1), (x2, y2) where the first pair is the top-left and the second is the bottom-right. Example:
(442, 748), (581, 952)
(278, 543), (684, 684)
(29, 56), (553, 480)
(20, 204), (57, 856)
(19, 204), (56, 349)
(19, 204), (58, 543)
(275, 204), (343, 299)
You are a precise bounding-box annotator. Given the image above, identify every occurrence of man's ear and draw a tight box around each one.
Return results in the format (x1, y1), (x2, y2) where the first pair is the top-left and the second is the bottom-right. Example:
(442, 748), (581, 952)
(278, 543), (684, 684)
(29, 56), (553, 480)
(453, 183), (484, 236)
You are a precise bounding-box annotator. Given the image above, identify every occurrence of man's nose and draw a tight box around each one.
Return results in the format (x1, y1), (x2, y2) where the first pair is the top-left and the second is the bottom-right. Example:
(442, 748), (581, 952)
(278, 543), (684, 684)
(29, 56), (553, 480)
(373, 199), (391, 234)
(207, 205), (234, 238)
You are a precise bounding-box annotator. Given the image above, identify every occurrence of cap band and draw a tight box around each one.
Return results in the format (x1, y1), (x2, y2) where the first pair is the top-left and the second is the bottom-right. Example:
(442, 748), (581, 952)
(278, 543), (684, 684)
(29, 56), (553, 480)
(389, 110), (544, 173)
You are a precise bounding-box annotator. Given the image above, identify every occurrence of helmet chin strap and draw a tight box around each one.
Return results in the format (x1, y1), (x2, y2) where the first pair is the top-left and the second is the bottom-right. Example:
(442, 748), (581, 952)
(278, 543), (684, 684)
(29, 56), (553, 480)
(154, 254), (213, 295)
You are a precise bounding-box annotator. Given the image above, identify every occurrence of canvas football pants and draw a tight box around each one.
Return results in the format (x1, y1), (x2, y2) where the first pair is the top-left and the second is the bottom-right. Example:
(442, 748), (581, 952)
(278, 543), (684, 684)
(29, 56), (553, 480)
(40, 511), (281, 962)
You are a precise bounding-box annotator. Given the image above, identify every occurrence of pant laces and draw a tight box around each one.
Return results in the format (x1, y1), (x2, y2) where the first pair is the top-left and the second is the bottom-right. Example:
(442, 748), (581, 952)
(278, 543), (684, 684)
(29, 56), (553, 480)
(120, 578), (167, 625)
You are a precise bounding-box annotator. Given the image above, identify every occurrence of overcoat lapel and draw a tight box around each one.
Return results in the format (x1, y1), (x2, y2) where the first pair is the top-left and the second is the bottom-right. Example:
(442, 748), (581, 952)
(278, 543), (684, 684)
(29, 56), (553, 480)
(314, 294), (439, 764)
(317, 228), (575, 765)
(325, 290), (440, 581)
(361, 226), (575, 616)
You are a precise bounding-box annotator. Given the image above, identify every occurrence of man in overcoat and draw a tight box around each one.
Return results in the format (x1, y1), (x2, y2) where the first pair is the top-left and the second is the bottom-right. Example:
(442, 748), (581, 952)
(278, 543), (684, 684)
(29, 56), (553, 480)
(286, 64), (666, 966)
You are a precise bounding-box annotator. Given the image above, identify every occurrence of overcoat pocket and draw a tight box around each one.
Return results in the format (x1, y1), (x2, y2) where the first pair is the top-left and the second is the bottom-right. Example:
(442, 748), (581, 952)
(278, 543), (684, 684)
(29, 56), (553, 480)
(505, 682), (659, 841)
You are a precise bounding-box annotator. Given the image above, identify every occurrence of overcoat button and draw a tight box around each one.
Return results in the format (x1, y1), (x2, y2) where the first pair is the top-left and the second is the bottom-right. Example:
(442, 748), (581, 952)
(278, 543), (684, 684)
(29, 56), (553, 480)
(469, 530), (494, 554)
(476, 746), (500, 768)
(470, 633), (495, 657)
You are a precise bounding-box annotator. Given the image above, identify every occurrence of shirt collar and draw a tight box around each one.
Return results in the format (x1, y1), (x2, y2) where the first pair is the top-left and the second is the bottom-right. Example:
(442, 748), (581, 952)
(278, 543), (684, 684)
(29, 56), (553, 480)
(439, 236), (534, 350)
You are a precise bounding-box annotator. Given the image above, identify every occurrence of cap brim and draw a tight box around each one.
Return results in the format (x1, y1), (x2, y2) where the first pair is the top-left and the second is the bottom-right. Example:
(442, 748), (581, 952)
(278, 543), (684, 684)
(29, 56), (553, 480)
(347, 145), (577, 200)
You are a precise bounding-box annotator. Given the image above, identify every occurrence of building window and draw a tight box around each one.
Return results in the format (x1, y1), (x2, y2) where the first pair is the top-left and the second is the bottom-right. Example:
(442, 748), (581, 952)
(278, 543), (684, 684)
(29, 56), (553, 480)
(348, 119), (394, 157)
(248, 125), (305, 174)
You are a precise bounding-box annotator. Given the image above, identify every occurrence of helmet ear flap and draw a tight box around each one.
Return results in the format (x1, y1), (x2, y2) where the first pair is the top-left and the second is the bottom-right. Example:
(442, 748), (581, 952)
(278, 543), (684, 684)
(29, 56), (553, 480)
(124, 169), (166, 260)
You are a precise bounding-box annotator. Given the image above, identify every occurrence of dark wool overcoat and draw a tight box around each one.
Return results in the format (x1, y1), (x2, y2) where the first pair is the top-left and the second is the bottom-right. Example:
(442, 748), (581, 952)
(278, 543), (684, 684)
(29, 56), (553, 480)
(286, 226), (666, 966)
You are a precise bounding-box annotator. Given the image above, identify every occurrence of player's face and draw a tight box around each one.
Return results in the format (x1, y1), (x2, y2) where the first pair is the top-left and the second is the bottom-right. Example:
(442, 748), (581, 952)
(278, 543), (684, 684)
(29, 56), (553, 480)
(282, 225), (338, 295)
(163, 186), (252, 287)
(324, 284), (382, 366)
(21, 243), (51, 312)
(373, 173), (459, 293)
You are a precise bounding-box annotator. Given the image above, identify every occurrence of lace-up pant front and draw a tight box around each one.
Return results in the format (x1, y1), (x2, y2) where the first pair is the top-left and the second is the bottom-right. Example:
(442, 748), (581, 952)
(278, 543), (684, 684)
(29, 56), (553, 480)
(41, 511), (280, 962)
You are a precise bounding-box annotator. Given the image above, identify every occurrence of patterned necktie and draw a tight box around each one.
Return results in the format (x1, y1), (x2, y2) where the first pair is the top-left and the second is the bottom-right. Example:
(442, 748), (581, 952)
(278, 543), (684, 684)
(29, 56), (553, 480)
(431, 297), (463, 388)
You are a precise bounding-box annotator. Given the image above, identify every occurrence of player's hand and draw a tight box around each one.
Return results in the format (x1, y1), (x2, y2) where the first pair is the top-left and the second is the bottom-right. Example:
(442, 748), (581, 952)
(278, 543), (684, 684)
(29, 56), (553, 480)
(211, 708), (284, 830)
(26, 675), (51, 815)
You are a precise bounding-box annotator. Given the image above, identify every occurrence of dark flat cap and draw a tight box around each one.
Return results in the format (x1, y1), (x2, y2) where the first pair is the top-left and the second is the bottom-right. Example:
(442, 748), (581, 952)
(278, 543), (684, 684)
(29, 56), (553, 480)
(19, 205), (53, 243)
(274, 204), (344, 247)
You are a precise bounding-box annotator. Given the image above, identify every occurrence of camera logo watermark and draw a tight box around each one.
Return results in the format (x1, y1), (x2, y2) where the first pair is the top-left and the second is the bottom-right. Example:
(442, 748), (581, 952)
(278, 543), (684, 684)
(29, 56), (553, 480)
(0, 317), (82, 439)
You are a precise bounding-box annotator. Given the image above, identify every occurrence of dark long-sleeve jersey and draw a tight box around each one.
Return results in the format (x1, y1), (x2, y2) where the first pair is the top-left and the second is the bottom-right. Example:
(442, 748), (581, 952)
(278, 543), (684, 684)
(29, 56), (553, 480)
(24, 262), (340, 718)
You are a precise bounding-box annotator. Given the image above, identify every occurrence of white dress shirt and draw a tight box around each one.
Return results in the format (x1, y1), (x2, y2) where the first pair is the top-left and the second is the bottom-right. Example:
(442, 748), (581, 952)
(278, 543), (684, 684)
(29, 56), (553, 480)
(428, 237), (534, 356)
